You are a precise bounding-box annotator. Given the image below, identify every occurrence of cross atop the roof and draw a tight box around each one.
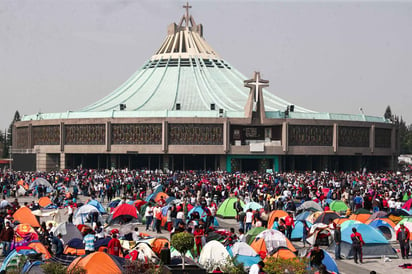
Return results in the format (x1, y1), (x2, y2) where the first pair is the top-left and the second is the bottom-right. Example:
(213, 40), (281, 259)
(183, 2), (192, 27)
(244, 72), (269, 103)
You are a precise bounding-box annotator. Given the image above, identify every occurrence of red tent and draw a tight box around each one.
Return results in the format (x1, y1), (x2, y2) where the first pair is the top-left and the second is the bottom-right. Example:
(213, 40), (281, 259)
(112, 204), (138, 220)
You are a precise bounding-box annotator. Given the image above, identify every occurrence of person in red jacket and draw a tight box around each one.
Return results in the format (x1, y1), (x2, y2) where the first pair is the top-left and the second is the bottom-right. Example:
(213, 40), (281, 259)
(108, 233), (123, 257)
(284, 212), (295, 240)
(350, 227), (365, 264)
(397, 223), (410, 259)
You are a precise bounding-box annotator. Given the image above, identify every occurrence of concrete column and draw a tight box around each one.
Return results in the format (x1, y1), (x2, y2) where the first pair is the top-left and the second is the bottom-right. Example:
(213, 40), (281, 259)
(162, 155), (169, 171)
(60, 153), (66, 170)
(282, 122), (288, 152)
(223, 120), (229, 153)
(391, 126), (397, 153)
(219, 155), (227, 171)
(60, 122), (65, 152)
(370, 125), (375, 153)
(28, 124), (33, 149)
(36, 153), (47, 171)
(333, 123), (338, 153)
(106, 122), (111, 152)
(162, 121), (168, 152)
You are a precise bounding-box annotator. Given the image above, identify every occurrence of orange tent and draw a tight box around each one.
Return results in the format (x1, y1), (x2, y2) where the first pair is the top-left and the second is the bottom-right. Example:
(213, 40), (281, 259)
(13, 207), (40, 227)
(17, 180), (29, 190)
(28, 241), (52, 259)
(333, 218), (349, 225)
(349, 213), (371, 223)
(267, 210), (288, 229)
(250, 237), (296, 255)
(151, 237), (170, 255)
(154, 192), (169, 203)
(67, 252), (123, 274)
(266, 248), (296, 260)
(38, 196), (52, 207)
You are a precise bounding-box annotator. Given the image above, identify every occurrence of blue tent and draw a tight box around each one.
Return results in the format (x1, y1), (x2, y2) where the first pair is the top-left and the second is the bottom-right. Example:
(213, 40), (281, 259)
(307, 248), (339, 274)
(291, 220), (312, 240)
(368, 219), (396, 241)
(187, 206), (219, 226)
(329, 222), (397, 259)
(295, 211), (311, 222)
(0, 248), (38, 271)
(88, 200), (107, 214)
(227, 242), (261, 269)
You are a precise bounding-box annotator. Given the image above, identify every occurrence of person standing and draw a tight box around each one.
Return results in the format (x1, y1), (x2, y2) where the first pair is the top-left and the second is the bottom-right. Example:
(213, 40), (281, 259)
(245, 209), (253, 232)
(160, 242), (171, 265)
(83, 231), (96, 255)
(154, 205), (162, 233)
(0, 222), (14, 256)
(285, 212), (295, 240)
(310, 244), (325, 270)
(334, 225), (342, 259)
(234, 198), (243, 221)
(145, 204), (154, 231)
(397, 223), (410, 259)
(350, 227), (365, 264)
(108, 233), (123, 257)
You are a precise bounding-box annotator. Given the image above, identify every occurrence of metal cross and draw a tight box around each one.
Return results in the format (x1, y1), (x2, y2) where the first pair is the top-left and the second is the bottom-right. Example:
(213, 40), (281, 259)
(183, 2), (192, 27)
(244, 72), (269, 102)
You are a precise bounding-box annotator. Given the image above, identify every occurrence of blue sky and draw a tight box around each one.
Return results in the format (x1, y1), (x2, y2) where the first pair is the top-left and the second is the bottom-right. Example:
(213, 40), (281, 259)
(1, 0), (411, 130)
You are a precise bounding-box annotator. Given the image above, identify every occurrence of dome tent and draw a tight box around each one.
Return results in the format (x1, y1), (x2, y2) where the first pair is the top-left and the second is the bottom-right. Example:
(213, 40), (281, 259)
(328, 222), (397, 259)
(216, 197), (244, 218)
(199, 240), (231, 269)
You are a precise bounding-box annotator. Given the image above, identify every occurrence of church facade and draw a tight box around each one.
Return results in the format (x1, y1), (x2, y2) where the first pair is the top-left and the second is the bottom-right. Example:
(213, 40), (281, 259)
(12, 6), (397, 172)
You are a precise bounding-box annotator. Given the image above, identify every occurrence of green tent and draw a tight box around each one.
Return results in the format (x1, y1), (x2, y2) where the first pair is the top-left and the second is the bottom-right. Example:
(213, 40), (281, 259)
(216, 197), (245, 218)
(330, 200), (349, 212)
(245, 226), (265, 244)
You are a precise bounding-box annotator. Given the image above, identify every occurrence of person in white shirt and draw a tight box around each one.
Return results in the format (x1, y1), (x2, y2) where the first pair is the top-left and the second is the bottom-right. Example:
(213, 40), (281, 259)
(249, 261), (264, 274)
(245, 209), (254, 232)
(145, 205), (154, 231)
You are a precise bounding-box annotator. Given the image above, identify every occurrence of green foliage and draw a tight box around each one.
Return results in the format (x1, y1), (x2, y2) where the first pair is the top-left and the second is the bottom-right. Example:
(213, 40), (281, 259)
(263, 257), (309, 274)
(123, 260), (161, 274)
(219, 256), (247, 274)
(42, 262), (85, 274)
(171, 232), (194, 254)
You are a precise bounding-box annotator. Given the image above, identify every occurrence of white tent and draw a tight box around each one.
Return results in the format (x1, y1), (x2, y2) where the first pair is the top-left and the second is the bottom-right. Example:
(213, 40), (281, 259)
(73, 204), (102, 225)
(199, 240), (231, 270)
(255, 229), (288, 253)
(30, 178), (53, 190)
(231, 242), (258, 257)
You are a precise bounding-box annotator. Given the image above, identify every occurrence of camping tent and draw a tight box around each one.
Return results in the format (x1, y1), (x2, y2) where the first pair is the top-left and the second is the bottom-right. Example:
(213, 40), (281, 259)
(216, 197), (245, 218)
(88, 200), (107, 214)
(314, 211), (339, 224)
(306, 223), (332, 246)
(297, 201), (323, 212)
(67, 252), (124, 274)
(267, 210), (288, 229)
(368, 219), (396, 241)
(307, 248), (339, 274)
(38, 196), (52, 207)
(329, 222), (397, 259)
(13, 207), (40, 228)
(107, 203), (139, 225)
(229, 242), (261, 269)
(251, 229), (296, 254)
(245, 227), (266, 244)
(30, 178), (53, 190)
(268, 247), (296, 260)
(243, 202), (263, 212)
(0, 248), (38, 272)
(51, 222), (83, 243)
(199, 240), (231, 268)
(291, 220), (312, 241)
(73, 204), (102, 225)
(330, 201), (349, 212)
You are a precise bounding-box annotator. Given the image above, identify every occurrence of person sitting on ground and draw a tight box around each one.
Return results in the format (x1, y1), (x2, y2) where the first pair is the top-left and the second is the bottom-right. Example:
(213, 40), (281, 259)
(310, 244), (325, 270)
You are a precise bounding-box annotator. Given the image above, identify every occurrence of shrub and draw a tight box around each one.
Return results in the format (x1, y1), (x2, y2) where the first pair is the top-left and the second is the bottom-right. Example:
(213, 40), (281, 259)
(263, 257), (309, 274)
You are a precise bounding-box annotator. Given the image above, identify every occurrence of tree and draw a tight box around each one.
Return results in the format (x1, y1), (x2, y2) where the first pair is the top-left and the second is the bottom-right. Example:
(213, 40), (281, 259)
(3, 110), (20, 158)
(384, 105), (393, 120)
(171, 232), (194, 270)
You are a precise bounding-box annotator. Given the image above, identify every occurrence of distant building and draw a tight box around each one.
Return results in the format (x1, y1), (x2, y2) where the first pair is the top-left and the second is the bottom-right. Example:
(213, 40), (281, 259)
(12, 5), (397, 172)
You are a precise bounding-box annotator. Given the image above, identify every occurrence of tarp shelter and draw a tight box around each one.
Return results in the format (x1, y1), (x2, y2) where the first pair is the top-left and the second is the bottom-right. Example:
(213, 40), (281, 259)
(307, 248), (339, 274)
(28, 241), (52, 259)
(297, 201), (323, 212)
(216, 197), (245, 218)
(199, 240), (231, 268)
(228, 242), (261, 269)
(38, 196), (52, 208)
(306, 223), (332, 246)
(329, 222), (397, 259)
(88, 200), (107, 214)
(243, 202), (263, 212)
(13, 207), (40, 227)
(368, 219), (396, 241)
(267, 210), (288, 229)
(68, 252), (124, 274)
(314, 211), (339, 224)
(51, 222), (83, 243)
(107, 203), (138, 225)
(330, 201), (349, 212)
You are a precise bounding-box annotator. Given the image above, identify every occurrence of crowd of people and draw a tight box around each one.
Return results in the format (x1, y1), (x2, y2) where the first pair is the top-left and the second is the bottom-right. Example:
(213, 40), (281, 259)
(0, 167), (412, 273)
